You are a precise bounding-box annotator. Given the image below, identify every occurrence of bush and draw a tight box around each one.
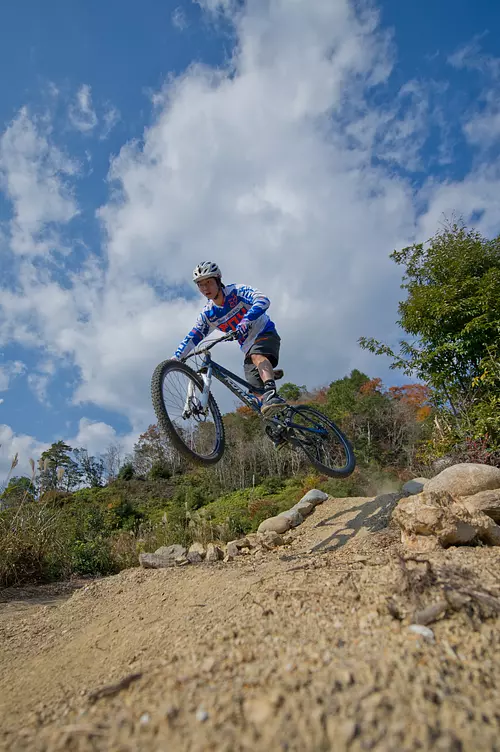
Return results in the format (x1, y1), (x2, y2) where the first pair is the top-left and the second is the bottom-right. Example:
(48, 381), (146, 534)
(70, 536), (117, 576)
(0, 505), (72, 586)
(118, 463), (135, 481)
(150, 462), (172, 480)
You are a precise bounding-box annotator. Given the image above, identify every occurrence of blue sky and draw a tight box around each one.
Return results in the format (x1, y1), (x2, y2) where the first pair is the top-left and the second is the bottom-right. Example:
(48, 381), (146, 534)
(1, 0), (500, 474)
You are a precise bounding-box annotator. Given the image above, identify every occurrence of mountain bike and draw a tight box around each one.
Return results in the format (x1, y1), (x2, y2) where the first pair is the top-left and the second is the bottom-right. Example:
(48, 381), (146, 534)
(151, 333), (356, 478)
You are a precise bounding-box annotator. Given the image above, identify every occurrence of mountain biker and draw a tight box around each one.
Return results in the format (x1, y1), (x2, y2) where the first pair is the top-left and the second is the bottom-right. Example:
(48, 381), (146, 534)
(173, 261), (287, 416)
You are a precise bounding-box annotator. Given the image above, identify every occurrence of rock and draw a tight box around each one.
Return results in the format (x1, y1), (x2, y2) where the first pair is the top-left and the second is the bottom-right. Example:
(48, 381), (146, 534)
(139, 553), (175, 569)
(294, 499), (316, 516)
(257, 515), (291, 534)
(408, 624), (435, 641)
(425, 463), (500, 497)
(258, 530), (284, 549)
(461, 490), (500, 522)
(413, 600), (448, 626)
(393, 490), (500, 550)
(205, 543), (223, 562)
(300, 489), (328, 505)
(223, 554), (234, 563)
(195, 707), (208, 722)
(175, 556), (190, 566)
(154, 544), (187, 559)
(226, 541), (240, 558)
(245, 533), (261, 548)
(278, 508), (304, 528)
(232, 537), (252, 549)
(399, 532), (441, 553)
(402, 478), (428, 496)
(187, 542), (206, 563)
(432, 456), (455, 474)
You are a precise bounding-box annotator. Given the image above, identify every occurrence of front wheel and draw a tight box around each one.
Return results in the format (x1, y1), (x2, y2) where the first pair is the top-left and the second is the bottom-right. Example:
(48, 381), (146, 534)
(151, 360), (225, 465)
(286, 405), (356, 478)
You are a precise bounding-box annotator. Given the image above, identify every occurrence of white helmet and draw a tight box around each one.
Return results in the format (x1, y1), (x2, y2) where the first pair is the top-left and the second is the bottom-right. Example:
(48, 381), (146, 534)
(192, 261), (222, 283)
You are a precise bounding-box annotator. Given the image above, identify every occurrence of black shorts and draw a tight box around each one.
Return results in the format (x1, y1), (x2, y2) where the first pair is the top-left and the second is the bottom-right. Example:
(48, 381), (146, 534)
(243, 330), (281, 390)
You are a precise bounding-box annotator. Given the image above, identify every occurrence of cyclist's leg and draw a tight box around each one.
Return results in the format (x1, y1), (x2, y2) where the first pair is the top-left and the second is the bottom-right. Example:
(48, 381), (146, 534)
(243, 332), (286, 415)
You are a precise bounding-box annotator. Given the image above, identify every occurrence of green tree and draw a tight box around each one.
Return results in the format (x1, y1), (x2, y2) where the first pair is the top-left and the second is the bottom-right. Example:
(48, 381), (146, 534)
(73, 448), (105, 488)
(39, 441), (81, 492)
(360, 223), (500, 444)
(0, 476), (35, 507)
(325, 370), (369, 423)
(278, 382), (306, 401)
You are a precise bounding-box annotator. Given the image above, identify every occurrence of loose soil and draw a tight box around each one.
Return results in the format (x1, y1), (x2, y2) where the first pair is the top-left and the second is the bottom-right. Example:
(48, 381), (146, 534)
(1, 494), (499, 751)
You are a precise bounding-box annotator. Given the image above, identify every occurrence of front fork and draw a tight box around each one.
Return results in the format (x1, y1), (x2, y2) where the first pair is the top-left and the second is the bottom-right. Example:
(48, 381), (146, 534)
(183, 363), (213, 417)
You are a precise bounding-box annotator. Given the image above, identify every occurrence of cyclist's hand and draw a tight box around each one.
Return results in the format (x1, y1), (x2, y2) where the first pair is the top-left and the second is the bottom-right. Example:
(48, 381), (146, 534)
(235, 320), (250, 337)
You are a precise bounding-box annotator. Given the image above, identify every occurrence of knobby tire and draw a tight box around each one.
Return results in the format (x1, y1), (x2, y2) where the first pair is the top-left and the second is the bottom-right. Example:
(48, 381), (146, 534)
(151, 360), (226, 465)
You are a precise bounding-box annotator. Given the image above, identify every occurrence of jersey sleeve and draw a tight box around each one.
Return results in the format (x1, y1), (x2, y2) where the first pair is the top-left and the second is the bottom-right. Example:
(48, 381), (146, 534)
(236, 285), (270, 322)
(174, 312), (210, 359)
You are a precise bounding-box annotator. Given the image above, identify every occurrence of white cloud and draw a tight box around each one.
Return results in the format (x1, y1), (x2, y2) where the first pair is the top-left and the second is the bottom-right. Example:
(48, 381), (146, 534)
(69, 84), (98, 134)
(100, 105), (120, 140)
(0, 360), (25, 392)
(70, 418), (118, 454)
(172, 7), (188, 31)
(0, 423), (48, 479)
(27, 373), (51, 405)
(448, 38), (500, 152)
(2, 2), (500, 443)
(0, 108), (78, 256)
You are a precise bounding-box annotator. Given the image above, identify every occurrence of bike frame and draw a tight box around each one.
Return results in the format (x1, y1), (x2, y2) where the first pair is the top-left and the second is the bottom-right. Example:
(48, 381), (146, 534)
(184, 348), (263, 416)
(182, 336), (327, 441)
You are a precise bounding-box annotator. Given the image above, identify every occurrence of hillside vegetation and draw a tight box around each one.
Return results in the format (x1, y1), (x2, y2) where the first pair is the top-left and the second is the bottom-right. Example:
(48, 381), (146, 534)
(1, 223), (499, 587)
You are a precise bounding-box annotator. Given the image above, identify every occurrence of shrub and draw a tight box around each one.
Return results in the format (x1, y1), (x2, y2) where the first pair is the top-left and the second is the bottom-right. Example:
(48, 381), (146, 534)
(118, 463), (135, 481)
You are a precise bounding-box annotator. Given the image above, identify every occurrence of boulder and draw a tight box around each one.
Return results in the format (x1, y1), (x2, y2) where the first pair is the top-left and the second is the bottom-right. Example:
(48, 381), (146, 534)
(205, 543), (223, 562)
(257, 530), (284, 549)
(425, 463), (500, 497)
(139, 553), (175, 569)
(278, 508), (304, 528)
(226, 541), (240, 558)
(155, 544), (187, 559)
(392, 490), (500, 551)
(257, 515), (291, 534)
(187, 543), (206, 563)
(461, 490), (500, 522)
(294, 499), (316, 516)
(300, 489), (328, 505)
(245, 533), (261, 548)
(402, 478), (428, 496)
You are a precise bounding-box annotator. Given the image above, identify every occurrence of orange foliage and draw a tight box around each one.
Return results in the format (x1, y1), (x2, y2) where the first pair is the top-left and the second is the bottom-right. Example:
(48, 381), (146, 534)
(416, 405), (432, 422)
(389, 383), (431, 407)
(389, 384), (432, 422)
(359, 378), (383, 395)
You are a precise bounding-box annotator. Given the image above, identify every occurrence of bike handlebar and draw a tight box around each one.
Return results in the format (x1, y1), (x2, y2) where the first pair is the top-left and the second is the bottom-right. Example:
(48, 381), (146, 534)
(182, 331), (237, 361)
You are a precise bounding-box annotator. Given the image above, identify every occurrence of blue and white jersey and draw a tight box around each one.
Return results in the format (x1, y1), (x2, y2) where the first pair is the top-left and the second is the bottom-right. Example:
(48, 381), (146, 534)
(174, 284), (276, 360)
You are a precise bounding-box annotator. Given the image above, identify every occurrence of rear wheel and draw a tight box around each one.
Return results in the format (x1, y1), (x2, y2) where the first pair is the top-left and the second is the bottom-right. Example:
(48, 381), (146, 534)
(151, 360), (225, 465)
(286, 405), (356, 478)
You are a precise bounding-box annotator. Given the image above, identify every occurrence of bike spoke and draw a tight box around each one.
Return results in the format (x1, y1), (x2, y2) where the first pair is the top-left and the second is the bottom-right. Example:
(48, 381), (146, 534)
(288, 406), (354, 476)
(161, 368), (218, 458)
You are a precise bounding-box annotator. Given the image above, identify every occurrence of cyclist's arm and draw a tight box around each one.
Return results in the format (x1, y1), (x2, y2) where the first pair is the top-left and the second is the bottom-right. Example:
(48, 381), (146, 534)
(237, 285), (270, 324)
(173, 314), (209, 359)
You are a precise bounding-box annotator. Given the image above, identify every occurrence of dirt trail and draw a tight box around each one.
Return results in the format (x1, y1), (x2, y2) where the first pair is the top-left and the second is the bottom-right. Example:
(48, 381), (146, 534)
(1, 494), (500, 752)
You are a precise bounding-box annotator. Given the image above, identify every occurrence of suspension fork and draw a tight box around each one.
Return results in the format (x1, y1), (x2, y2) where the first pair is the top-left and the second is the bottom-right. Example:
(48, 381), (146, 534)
(183, 362), (213, 415)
